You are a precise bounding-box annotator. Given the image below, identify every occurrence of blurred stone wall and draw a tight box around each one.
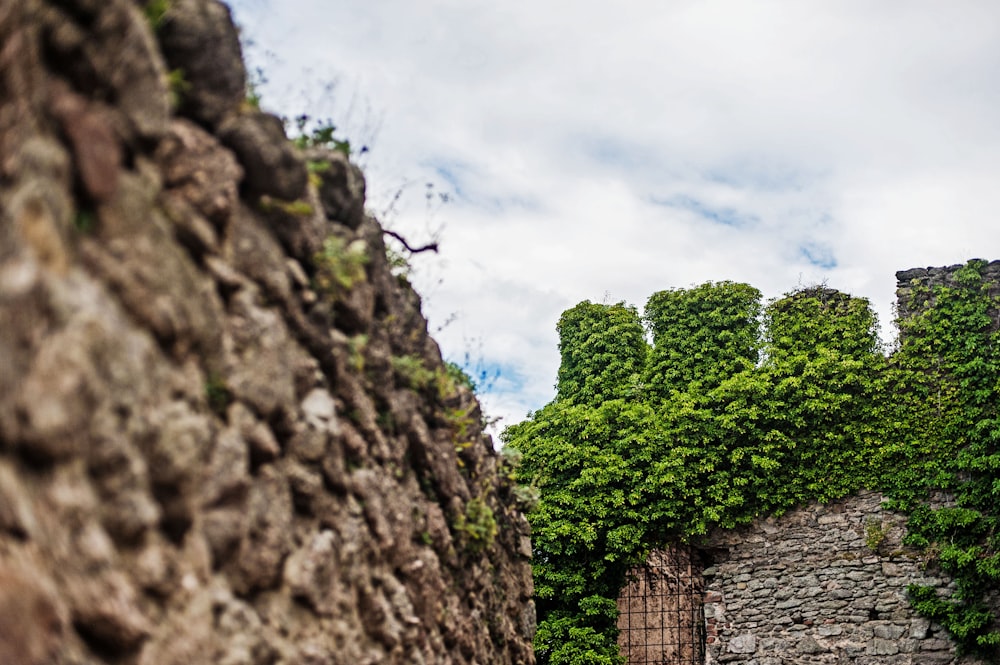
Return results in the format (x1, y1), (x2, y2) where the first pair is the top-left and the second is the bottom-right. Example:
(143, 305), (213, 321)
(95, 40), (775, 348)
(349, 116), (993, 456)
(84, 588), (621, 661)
(0, 1), (535, 663)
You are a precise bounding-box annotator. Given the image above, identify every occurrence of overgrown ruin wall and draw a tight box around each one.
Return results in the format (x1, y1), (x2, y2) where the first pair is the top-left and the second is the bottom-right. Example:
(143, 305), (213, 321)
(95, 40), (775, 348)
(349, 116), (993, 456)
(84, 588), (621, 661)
(895, 260), (1000, 329)
(701, 490), (987, 665)
(616, 261), (1000, 665)
(0, 1), (535, 663)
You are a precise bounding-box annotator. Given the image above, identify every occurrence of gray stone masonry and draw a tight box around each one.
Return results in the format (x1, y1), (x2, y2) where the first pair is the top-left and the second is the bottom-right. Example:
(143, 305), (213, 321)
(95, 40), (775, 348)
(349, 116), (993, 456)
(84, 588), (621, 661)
(701, 490), (988, 665)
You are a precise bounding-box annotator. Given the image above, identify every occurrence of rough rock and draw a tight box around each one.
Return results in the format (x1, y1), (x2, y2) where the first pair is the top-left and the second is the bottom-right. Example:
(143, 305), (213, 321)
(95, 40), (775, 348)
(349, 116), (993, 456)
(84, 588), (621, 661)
(37, 0), (171, 141)
(305, 147), (367, 230)
(218, 111), (308, 201)
(896, 260), (1000, 335)
(158, 0), (247, 128)
(155, 118), (243, 226)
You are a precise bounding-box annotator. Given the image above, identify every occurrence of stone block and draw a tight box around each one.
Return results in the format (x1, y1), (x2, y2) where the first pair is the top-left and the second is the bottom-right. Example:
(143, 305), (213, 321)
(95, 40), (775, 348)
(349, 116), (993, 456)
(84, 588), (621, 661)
(728, 633), (757, 654)
(867, 638), (899, 656)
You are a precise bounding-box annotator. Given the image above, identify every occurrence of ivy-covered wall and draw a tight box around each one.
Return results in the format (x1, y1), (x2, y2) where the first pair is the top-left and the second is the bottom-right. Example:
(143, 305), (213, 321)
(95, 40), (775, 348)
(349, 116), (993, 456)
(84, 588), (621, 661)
(504, 259), (1000, 665)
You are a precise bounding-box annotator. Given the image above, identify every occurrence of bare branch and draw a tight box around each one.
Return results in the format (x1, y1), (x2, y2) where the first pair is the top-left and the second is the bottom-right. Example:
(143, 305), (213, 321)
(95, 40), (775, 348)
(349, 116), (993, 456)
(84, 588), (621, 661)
(383, 228), (438, 254)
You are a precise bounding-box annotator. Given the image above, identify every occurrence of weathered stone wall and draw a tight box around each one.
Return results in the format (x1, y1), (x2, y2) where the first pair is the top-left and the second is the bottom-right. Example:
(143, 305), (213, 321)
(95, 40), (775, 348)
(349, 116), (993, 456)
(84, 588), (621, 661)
(895, 259), (1000, 332)
(701, 491), (984, 665)
(0, 1), (535, 663)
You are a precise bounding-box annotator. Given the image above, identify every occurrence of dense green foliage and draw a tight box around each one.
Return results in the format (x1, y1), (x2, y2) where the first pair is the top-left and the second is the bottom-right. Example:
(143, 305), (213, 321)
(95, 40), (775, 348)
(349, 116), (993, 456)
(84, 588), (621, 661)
(644, 281), (761, 398)
(556, 302), (648, 405)
(503, 261), (1000, 663)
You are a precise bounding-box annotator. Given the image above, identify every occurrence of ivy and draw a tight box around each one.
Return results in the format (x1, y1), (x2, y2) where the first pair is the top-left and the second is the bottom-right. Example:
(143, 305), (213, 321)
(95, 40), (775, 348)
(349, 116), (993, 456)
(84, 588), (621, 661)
(887, 259), (1000, 653)
(556, 302), (647, 405)
(643, 281), (761, 399)
(504, 261), (1000, 662)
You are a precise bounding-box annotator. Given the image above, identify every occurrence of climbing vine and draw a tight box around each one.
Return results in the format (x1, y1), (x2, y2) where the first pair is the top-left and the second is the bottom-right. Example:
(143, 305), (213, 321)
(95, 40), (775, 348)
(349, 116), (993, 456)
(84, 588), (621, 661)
(887, 260), (1000, 654)
(503, 259), (1000, 663)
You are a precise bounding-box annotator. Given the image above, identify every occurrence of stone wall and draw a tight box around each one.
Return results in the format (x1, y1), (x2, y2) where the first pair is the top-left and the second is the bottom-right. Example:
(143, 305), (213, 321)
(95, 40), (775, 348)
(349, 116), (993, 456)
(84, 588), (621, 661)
(701, 491), (984, 665)
(0, 1), (535, 663)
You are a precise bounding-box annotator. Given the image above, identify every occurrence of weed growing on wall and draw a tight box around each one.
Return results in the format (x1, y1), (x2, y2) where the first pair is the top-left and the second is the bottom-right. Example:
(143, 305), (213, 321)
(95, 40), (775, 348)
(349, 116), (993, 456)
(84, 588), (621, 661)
(314, 235), (368, 298)
(504, 260), (1000, 663)
(453, 497), (498, 553)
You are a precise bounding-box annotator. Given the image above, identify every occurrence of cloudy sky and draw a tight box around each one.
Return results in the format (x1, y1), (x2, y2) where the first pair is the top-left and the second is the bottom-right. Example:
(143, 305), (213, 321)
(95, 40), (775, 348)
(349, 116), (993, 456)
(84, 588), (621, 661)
(226, 0), (1000, 434)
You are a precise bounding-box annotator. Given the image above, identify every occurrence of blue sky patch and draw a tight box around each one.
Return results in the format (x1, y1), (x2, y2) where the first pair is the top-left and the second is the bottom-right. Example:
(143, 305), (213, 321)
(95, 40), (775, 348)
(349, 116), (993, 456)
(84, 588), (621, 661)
(651, 194), (759, 228)
(430, 162), (467, 200)
(424, 160), (542, 215)
(705, 162), (817, 193)
(449, 357), (525, 397)
(578, 135), (663, 173)
(799, 243), (837, 269)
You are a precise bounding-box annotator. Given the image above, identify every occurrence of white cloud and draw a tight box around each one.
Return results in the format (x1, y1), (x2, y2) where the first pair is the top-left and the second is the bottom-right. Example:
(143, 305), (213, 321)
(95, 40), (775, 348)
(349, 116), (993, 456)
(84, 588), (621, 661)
(227, 0), (1000, 430)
